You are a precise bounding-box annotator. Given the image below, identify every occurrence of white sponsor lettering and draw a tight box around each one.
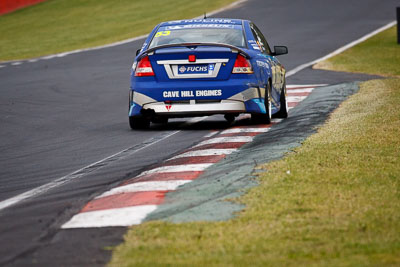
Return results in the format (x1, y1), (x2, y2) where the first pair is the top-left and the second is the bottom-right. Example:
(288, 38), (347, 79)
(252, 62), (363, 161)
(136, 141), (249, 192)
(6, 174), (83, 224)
(181, 91), (194, 97)
(187, 66), (208, 72)
(257, 61), (268, 68)
(196, 89), (222, 97)
(163, 90), (222, 98)
(166, 24), (234, 30)
(168, 19), (233, 24)
(163, 91), (179, 98)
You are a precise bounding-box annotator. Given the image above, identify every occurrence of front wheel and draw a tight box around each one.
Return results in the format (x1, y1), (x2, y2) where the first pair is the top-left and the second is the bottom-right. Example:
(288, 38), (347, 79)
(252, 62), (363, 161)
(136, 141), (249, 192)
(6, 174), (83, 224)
(129, 116), (150, 130)
(252, 83), (272, 124)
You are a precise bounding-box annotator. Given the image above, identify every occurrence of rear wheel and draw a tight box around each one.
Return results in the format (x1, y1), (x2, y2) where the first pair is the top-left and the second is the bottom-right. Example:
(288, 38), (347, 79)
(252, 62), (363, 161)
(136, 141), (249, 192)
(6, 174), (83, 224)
(274, 82), (288, 118)
(151, 117), (168, 124)
(252, 83), (272, 124)
(129, 116), (150, 130)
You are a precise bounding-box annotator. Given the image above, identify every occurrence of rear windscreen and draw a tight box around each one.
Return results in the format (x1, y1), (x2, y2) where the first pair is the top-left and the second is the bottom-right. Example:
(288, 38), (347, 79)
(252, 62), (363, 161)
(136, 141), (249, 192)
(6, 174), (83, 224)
(148, 24), (245, 49)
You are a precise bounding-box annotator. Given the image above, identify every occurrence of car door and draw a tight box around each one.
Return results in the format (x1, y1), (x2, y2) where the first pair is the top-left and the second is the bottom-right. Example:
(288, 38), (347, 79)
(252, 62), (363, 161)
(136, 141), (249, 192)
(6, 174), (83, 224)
(249, 23), (281, 106)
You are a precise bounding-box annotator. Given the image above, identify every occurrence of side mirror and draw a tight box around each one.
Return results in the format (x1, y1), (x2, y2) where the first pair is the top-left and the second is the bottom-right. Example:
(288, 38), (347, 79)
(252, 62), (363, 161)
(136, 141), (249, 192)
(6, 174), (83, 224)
(272, 46), (288, 56)
(136, 49), (141, 56)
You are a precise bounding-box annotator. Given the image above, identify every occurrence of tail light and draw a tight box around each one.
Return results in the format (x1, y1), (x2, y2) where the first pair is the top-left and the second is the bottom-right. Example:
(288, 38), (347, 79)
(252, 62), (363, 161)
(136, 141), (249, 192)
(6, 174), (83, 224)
(232, 54), (253, 74)
(135, 56), (154, 76)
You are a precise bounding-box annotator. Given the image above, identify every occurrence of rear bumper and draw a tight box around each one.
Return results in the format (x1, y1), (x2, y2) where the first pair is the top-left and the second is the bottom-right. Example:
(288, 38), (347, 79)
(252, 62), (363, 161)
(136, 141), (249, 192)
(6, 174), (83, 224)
(142, 100), (245, 117)
(128, 81), (268, 118)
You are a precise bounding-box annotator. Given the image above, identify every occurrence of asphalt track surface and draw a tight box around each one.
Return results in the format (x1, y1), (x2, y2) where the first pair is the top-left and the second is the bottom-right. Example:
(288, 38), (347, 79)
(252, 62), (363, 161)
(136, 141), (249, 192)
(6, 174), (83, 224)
(0, 0), (398, 265)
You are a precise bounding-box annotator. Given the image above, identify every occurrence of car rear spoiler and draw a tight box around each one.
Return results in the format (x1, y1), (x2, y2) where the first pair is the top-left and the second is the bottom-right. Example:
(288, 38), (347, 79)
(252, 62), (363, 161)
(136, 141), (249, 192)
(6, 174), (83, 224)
(138, 43), (250, 60)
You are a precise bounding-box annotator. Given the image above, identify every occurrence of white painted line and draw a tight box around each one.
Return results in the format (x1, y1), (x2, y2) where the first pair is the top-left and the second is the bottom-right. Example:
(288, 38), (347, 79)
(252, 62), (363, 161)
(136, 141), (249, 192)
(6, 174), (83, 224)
(182, 116), (208, 125)
(4, 34), (146, 63)
(287, 84), (327, 88)
(1, 0), (249, 65)
(0, 117), (207, 212)
(287, 88), (314, 93)
(138, 164), (213, 177)
(11, 62), (22, 66)
(271, 118), (284, 123)
(96, 180), (191, 199)
(287, 96), (308, 103)
(221, 127), (271, 134)
(61, 205), (158, 228)
(237, 114), (251, 120)
(193, 0), (248, 19)
(0, 132), (177, 211)
(286, 20), (397, 77)
(169, 149), (237, 160)
(203, 131), (219, 138)
(0, 65), (5, 68)
(194, 136), (254, 148)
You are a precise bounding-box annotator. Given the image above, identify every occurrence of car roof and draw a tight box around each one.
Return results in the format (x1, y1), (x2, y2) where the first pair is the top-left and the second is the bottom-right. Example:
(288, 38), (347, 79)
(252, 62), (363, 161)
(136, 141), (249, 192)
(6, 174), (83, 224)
(159, 18), (245, 27)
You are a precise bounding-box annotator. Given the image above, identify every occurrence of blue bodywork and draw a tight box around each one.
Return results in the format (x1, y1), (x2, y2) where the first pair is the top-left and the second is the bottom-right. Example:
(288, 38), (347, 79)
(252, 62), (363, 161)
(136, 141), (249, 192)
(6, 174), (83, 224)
(129, 19), (287, 125)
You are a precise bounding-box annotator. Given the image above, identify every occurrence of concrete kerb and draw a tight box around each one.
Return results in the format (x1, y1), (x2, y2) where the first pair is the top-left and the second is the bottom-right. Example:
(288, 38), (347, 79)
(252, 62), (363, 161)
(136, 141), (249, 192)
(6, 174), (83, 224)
(146, 82), (360, 223)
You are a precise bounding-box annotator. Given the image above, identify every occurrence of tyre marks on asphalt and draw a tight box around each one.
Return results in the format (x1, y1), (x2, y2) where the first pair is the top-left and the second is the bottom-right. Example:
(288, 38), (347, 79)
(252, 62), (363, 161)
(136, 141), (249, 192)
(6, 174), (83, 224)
(62, 84), (325, 229)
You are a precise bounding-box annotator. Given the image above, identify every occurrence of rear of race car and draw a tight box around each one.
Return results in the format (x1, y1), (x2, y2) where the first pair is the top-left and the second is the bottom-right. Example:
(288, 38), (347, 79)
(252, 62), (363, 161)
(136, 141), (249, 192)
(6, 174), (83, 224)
(129, 19), (268, 128)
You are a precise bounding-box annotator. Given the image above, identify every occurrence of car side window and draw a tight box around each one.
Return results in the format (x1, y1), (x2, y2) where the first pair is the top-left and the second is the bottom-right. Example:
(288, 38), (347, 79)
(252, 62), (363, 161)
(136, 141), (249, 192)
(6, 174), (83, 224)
(250, 23), (272, 55)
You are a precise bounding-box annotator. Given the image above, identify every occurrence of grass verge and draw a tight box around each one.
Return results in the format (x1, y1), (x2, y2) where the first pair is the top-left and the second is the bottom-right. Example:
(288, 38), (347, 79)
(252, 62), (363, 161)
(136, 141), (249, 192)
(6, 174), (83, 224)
(0, 0), (235, 61)
(314, 26), (400, 77)
(109, 28), (400, 265)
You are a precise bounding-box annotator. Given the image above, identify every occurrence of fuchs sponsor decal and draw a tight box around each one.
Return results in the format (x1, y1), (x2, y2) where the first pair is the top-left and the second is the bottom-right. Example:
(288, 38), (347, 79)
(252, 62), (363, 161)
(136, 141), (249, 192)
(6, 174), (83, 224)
(178, 65), (209, 74)
(179, 66), (187, 73)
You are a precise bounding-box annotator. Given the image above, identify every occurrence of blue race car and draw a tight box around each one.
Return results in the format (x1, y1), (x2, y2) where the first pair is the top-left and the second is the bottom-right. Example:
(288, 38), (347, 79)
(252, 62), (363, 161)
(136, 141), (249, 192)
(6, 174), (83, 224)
(129, 18), (288, 129)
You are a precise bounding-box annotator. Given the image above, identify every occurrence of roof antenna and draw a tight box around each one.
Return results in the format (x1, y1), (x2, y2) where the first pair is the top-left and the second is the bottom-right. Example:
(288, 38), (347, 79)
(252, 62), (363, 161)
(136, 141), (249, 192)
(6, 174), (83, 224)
(204, 12), (207, 19)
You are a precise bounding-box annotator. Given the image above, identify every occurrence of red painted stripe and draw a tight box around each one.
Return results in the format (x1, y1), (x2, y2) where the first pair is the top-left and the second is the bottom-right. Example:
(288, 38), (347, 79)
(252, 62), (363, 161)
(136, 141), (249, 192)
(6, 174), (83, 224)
(191, 142), (247, 150)
(230, 124), (274, 129)
(165, 155), (226, 166)
(122, 171), (203, 185)
(66, 87), (324, 224)
(81, 191), (167, 212)
(0, 0), (46, 15)
(218, 132), (262, 137)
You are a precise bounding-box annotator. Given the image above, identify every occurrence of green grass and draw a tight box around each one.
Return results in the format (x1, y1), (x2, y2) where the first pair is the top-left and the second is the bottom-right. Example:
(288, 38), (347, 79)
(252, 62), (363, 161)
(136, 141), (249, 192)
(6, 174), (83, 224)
(109, 26), (400, 265)
(314, 26), (400, 77)
(0, 0), (235, 61)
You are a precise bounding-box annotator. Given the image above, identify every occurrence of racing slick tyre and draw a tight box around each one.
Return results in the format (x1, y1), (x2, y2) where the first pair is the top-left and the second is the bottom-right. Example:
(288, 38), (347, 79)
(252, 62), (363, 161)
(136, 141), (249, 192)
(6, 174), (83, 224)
(129, 116), (150, 129)
(274, 82), (288, 118)
(252, 83), (272, 124)
(151, 117), (168, 124)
